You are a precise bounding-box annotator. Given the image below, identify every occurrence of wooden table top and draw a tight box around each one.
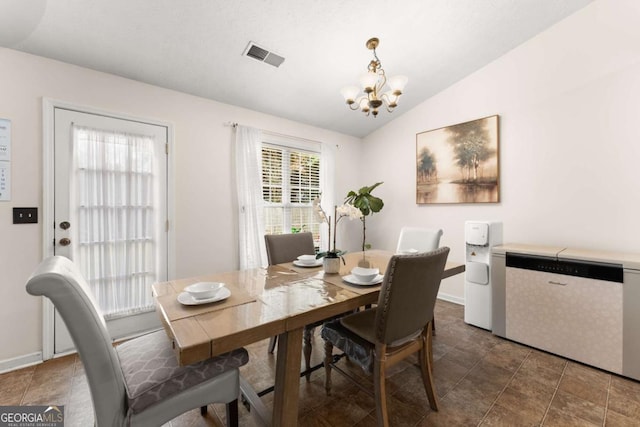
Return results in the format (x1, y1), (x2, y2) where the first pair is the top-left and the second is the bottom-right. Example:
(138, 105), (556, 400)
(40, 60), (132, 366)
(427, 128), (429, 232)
(152, 250), (464, 365)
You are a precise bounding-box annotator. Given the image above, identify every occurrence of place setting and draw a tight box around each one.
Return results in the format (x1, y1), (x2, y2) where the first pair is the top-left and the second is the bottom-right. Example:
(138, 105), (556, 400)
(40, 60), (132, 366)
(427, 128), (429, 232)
(177, 281), (231, 306)
(293, 254), (323, 268)
(342, 266), (384, 287)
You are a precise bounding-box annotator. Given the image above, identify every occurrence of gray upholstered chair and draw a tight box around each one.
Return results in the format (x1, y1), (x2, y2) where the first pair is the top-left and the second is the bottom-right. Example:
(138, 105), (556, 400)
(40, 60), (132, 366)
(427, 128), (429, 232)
(396, 226), (444, 333)
(264, 231), (316, 265)
(25, 256), (248, 427)
(322, 247), (450, 427)
(396, 226), (443, 254)
(264, 232), (319, 379)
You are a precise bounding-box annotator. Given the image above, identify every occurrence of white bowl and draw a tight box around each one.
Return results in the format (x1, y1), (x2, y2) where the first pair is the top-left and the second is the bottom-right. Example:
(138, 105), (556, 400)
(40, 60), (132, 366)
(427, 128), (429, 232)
(297, 254), (317, 265)
(184, 282), (225, 299)
(351, 266), (379, 282)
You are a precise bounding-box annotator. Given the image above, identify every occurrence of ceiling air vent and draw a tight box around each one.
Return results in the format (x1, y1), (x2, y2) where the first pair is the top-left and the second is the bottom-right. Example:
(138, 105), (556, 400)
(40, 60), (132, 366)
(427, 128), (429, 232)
(243, 42), (285, 68)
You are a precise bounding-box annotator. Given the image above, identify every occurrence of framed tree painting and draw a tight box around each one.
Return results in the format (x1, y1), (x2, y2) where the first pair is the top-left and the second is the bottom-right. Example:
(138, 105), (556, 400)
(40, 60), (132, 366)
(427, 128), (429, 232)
(416, 115), (499, 204)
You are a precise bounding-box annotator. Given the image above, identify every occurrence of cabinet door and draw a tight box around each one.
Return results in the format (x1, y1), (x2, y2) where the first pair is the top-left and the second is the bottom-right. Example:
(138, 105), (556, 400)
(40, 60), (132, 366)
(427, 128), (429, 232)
(506, 267), (622, 374)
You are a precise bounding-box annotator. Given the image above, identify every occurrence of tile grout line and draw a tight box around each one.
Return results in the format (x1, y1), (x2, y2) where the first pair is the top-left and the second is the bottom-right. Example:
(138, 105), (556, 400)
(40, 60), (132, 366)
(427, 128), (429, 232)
(602, 374), (612, 426)
(437, 344), (486, 402)
(476, 348), (532, 427)
(18, 368), (37, 405)
(67, 356), (86, 421)
(418, 327), (489, 426)
(539, 360), (568, 426)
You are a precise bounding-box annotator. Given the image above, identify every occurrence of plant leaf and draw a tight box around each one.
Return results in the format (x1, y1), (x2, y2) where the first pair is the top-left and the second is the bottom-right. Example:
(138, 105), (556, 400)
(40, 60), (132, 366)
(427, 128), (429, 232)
(368, 196), (384, 213)
(367, 182), (383, 193)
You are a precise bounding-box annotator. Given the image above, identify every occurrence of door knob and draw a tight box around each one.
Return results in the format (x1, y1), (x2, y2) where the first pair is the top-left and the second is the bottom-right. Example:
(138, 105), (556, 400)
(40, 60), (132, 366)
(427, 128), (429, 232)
(59, 221), (71, 230)
(59, 238), (71, 246)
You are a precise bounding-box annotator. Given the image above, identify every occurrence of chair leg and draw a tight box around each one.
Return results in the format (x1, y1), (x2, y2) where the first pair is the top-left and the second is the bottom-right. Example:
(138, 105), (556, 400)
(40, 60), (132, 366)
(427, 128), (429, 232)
(225, 399), (239, 427)
(324, 340), (333, 395)
(373, 355), (389, 427)
(419, 325), (439, 411)
(303, 326), (314, 381)
(267, 336), (277, 354)
(200, 405), (207, 415)
(432, 315), (436, 336)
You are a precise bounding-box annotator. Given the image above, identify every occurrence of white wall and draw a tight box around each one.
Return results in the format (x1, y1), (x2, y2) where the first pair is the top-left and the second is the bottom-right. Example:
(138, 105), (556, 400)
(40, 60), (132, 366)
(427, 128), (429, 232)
(362, 0), (640, 301)
(0, 48), (362, 365)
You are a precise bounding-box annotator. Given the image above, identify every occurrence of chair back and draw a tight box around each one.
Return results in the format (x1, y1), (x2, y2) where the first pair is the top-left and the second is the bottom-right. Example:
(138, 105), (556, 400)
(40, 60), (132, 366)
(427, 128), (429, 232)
(375, 247), (450, 345)
(396, 227), (443, 254)
(264, 232), (315, 265)
(26, 256), (127, 426)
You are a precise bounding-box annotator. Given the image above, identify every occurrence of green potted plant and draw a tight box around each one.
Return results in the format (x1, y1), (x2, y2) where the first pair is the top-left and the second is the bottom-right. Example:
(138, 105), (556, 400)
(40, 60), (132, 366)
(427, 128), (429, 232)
(344, 182), (384, 267)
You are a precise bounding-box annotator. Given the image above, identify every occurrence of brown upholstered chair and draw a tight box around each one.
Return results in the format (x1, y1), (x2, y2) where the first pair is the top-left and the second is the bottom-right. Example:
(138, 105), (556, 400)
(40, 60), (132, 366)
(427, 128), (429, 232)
(264, 232), (318, 379)
(322, 247), (450, 427)
(26, 256), (248, 427)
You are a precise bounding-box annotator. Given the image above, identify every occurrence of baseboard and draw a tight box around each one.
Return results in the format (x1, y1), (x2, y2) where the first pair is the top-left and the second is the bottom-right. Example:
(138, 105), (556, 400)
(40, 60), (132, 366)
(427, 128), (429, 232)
(437, 292), (465, 306)
(0, 352), (43, 374)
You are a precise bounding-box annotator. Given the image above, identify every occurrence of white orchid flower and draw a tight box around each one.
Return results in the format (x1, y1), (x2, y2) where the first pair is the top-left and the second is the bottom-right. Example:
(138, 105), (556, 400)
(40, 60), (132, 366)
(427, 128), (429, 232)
(337, 203), (363, 220)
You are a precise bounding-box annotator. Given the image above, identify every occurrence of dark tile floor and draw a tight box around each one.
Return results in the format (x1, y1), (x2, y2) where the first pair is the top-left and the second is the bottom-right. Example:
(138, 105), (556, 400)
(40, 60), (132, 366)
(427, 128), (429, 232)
(2, 300), (640, 426)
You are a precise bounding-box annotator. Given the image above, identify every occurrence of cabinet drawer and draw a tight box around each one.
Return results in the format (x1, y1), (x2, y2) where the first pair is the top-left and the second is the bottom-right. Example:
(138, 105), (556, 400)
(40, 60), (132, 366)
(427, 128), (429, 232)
(506, 267), (622, 373)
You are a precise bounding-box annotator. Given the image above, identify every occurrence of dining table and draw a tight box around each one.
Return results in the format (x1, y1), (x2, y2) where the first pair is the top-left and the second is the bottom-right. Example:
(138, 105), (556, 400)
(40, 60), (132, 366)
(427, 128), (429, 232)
(152, 250), (465, 426)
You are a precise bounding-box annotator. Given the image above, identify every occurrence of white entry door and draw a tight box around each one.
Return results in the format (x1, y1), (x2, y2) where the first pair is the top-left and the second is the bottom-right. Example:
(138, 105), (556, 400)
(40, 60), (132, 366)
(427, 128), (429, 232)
(51, 107), (169, 354)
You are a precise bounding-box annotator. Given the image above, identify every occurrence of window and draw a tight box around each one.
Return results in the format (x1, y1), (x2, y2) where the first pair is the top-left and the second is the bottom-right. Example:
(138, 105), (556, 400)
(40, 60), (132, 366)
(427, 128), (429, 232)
(262, 143), (321, 248)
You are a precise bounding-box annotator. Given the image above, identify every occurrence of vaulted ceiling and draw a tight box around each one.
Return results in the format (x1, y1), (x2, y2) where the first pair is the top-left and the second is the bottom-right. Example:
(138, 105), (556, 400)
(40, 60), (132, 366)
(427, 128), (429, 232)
(0, 0), (594, 137)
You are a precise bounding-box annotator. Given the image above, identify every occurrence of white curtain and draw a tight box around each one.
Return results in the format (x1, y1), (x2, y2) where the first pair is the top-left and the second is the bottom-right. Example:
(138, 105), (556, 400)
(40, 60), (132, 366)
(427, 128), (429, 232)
(72, 125), (157, 318)
(320, 142), (336, 252)
(235, 125), (267, 269)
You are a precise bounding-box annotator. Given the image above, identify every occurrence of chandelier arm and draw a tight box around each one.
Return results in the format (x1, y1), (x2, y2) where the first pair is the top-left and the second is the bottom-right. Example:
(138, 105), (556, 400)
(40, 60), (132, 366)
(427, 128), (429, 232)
(375, 69), (387, 95)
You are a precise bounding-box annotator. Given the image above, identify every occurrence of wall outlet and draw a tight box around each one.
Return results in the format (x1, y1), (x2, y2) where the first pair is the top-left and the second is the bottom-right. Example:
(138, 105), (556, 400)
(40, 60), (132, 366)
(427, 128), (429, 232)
(13, 207), (38, 224)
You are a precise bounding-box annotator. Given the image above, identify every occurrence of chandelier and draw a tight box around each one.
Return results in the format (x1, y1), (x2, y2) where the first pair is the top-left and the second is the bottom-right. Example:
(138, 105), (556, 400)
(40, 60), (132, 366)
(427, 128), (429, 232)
(340, 37), (408, 117)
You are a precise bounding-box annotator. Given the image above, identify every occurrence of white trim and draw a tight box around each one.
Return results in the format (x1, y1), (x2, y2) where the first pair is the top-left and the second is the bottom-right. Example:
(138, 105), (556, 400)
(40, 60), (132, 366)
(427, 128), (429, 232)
(41, 98), (176, 359)
(436, 292), (465, 306)
(0, 352), (43, 374)
(262, 133), (321, 153)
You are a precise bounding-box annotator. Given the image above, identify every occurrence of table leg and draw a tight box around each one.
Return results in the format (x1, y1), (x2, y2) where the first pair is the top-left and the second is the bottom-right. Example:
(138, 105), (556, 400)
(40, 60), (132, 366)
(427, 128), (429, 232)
(272, 327), (303, 426)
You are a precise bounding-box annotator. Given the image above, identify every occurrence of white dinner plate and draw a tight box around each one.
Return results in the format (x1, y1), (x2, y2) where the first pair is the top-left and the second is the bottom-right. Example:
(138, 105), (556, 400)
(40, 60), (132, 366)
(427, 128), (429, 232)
(342, 274), (384, 286)
(177, 287), (231, 305)
(293, 259), (323, 267)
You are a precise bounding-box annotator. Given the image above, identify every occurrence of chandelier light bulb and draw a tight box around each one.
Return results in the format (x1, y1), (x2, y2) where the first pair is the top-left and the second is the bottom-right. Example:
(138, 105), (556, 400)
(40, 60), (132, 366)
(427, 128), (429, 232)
(388, 75), (408, 95)
(359, 98), (370, 112)
(384, 91), (399, 108)
(340, 86), (360, 104)
(360, 72), (379, 93)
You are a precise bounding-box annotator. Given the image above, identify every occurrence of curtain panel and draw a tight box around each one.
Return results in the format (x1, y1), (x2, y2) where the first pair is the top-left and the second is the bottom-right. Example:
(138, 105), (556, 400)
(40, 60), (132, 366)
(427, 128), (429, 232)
(235, 125), (267, 269)
(72, 125), (157, 318)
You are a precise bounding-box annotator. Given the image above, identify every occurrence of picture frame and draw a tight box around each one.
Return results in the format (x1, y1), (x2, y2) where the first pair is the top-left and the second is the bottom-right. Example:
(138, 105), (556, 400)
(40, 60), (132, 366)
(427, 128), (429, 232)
(416, 115), (499, 204)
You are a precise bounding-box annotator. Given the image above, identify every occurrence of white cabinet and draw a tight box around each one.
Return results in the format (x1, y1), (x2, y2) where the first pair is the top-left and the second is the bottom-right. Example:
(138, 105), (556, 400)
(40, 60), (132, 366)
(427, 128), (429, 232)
(506, 267), (622, 374)
(492, 243), (640, 381)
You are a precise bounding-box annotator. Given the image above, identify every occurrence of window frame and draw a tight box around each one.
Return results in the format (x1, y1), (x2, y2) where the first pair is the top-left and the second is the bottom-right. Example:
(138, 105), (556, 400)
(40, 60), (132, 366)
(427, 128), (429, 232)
(261, 134), (322, 246)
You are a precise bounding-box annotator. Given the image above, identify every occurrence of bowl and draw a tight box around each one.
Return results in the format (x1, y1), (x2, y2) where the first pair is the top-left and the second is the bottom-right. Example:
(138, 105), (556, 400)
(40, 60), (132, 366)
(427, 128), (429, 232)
(184, 282), (225, 299)
(297, 254), (317, 265)
(351, 266), (379, 282)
